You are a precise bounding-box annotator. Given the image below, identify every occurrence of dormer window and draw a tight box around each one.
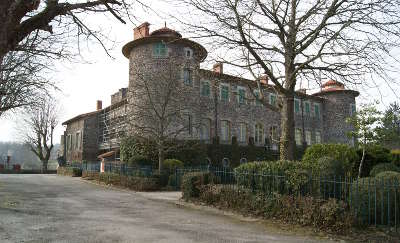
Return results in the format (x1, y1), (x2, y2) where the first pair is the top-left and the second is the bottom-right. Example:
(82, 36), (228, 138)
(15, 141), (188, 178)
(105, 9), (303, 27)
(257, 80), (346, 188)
(152, 42), (168, 57)
(184, 47), (193, 58)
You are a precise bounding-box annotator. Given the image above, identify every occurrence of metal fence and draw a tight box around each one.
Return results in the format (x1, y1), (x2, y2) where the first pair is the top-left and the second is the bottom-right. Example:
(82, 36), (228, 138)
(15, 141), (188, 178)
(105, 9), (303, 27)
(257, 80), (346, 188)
(64, 162), (399, 230)
(174, 167), (400, 230)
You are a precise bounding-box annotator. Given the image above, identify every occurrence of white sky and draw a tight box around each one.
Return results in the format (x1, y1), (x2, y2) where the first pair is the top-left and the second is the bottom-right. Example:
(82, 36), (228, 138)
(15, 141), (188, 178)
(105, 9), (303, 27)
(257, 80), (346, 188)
(0, 1), (398, 143)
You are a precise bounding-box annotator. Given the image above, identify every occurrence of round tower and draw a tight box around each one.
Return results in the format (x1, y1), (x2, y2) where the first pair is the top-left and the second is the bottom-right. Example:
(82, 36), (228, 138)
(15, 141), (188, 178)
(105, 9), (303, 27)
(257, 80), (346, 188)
(122, 22), (208, 138)
(313, 80), (359, 145)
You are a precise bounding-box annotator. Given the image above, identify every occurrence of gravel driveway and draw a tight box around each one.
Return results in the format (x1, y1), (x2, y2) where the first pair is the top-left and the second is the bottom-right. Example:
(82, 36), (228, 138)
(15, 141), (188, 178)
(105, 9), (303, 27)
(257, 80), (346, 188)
(0, 174), (333, 243)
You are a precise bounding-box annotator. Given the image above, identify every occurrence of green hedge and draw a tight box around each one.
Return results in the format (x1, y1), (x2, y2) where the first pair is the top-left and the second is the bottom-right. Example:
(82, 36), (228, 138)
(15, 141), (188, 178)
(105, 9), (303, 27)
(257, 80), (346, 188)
(198, 185), (355, 233)
(234, 160), (309, 194)
(57, 167), (82, 177)
(126, 155), (155, 167)
(91, 172), (161, 191)
(302, 144), (358, 177)
(391, 149), (400, 167)
(120, 136), (279, 168)
(369, 163), (400, 177)
(353, 145), (392, 177)
(181, 172), (213, 200)
(163, 159), (184, 171)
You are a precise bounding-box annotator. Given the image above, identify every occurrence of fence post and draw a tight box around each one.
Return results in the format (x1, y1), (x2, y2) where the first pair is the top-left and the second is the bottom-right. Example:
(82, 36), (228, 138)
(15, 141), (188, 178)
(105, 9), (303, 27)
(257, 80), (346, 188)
(175, 167), (179, 191)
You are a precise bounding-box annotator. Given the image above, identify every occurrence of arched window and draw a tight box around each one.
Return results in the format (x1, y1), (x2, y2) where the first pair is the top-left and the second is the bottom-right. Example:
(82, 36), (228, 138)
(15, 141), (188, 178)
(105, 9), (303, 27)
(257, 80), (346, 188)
(254, 123), (264, 144)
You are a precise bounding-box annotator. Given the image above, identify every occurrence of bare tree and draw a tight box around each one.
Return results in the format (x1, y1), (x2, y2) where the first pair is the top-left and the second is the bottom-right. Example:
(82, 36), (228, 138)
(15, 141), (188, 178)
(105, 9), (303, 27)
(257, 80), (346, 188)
(0, 0), (142, 117)
(177, 0), (400, 160)
(20, 96), (58, 173)
(128, 59), (205, 172)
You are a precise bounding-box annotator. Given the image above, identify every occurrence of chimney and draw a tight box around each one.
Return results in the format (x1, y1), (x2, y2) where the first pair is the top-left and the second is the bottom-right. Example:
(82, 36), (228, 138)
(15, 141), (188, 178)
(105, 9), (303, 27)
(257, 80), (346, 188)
(96, 100), (102, 111)
(259, 75), (268, 85)
(134, 22), (150, 40)
(213, 62), (223, 74)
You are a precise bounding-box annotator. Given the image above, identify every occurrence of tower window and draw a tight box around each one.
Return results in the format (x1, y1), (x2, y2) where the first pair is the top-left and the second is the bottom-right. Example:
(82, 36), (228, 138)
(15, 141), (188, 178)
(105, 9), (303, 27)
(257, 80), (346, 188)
(269, 93), (277, 106)
(183, 68), (193, 85)
(184, 47), (193, 58)
(152, 42), (168, 57)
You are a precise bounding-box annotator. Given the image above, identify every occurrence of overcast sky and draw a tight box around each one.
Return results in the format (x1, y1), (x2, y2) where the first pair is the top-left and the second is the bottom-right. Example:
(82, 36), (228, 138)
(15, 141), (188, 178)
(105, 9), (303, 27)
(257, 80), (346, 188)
(0, 1), (398, 143)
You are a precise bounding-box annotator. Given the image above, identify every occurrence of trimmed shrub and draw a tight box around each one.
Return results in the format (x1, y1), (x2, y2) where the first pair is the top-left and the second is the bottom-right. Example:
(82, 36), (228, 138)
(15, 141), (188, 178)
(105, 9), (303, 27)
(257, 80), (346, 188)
(97, 172), (161, 191)
(127, 155), (155, 168)
(369, 163), (400, 177)
(302, 144), (358, 176)
(391, 149), (400, 167)
(310, 156), (346, 177)
(234, 160), (309, 194)
(181, 172), (213, 200)
(350, 175), (400, 225)
(57, 167), (82, 177)
(353, 145), (392, 177)
(163, 159), (184, 171)
(198, 185), (355, 233)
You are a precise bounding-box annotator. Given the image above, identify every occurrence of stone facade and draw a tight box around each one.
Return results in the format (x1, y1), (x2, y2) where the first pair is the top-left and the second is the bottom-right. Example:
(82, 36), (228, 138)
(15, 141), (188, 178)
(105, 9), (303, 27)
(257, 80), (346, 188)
(61, 23), (358, 162)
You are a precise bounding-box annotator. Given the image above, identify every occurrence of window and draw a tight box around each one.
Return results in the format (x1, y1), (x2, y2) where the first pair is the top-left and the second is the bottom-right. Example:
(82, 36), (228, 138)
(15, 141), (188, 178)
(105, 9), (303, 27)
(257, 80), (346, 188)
(254, 123), (264, 144)
(67, 134), (72, 151)
(184, 114), (192, 135)
(314, 103), (320, 119)
(253, 90), (262, 106)
(75, 132), (81, 150)
(304, 101), (311, 116)
(221, 120), (230, 141)
(315, 131), (322, 144)
(295, 129), (302, 145)
(269, 125), (278, 142)
(184, 47), (193, 58)
(305, 130), (312, 145)
(200, 119), (211, 141)
(201, 81), (211, 97)
(220, 84), (229, 102)
(237, 87), (246, 104)
(152, 42), (167, 57)
(350, 103), (356, 116)
(269, 93), (277, 106)
(239, 123), (247, 143)
(294, 99), (301, 114)
(183, 68), (192, 85)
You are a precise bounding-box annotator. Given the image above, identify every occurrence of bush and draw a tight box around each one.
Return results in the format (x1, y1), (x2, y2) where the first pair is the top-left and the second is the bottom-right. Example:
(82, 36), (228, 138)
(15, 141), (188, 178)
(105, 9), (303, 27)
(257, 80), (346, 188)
(181, 172), (213, 200)
(57, 166), (82, 177)
(163, 159), (184, 171)
(97, 172), (161, 191)
(198, 185), (355, 233)
(353, 145), (392, 177)
(302, 144), (358, 176)
(391, 149), (400, 167)
(369, 163), (400, 177)
(234, 160), (309, 194)
(350, 176), (400, 225)
(127, 155), (155, 168)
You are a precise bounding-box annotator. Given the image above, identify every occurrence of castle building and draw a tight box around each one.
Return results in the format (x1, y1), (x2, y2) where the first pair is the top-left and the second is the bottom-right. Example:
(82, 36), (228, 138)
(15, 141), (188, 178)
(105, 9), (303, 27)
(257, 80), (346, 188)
(61, 22), (359, 163)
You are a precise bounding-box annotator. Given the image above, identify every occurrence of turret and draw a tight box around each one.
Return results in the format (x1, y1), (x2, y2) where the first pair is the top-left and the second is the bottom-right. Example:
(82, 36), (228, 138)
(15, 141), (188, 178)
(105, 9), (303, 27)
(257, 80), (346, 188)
(313, 80), (359, 145)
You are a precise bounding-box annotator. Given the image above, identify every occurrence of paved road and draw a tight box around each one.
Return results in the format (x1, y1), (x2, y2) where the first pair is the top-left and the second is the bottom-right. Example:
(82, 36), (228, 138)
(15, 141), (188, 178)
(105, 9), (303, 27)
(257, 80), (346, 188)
(0, 174), (332, 243)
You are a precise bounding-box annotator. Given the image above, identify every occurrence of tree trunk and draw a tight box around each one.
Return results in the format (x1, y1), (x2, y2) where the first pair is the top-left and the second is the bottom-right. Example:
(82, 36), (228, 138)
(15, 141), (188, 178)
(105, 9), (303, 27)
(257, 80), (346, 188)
(280, 94), (295, 160)
(158, 145), (164, 173)
(41, 160), (48, 174)
(358, 147), (366, 178)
